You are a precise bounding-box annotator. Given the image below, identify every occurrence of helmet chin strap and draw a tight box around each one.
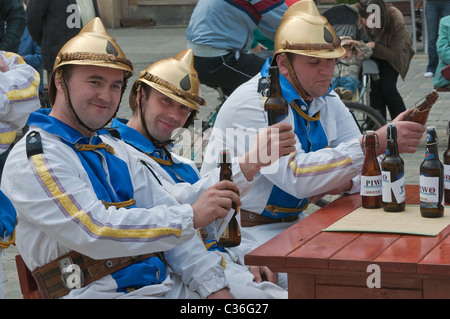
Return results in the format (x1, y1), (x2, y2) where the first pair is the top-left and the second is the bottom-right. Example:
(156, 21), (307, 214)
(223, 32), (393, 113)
(280, 53), (312, 102)
(58, 70), (123, 133)
(137, 91), (173, 149)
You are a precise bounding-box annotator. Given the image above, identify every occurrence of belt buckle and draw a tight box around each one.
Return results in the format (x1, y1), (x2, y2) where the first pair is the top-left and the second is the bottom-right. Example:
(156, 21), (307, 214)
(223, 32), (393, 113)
(59, 256), (85, 290)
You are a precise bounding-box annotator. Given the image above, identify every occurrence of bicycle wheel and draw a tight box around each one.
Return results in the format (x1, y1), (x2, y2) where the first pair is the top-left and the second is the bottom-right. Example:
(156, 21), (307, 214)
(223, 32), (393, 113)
(344, 101), (386, 133)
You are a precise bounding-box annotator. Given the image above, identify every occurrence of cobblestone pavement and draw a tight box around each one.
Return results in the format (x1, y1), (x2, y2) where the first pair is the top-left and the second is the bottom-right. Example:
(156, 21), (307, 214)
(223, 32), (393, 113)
(2, 27), (449, 299)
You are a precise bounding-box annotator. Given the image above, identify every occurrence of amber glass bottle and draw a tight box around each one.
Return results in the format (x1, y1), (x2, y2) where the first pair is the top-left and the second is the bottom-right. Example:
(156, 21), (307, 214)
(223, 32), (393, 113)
(444, 121), (450, 204)
(420, 126), (444, 218)
(361, 131), (382, 208)
(264, 66), (289, 126)
(403, 91), (439, 125)
(218, 149), (241, 247)
(381, 123), (405, 212)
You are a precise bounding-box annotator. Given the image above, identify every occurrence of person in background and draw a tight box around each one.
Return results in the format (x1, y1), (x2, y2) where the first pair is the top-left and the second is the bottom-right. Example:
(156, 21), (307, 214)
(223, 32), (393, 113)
(0, 50), (40, 298)
(18, 27), (43, 95)
(19, 0), (45, 107)
(185, 0), (287, 96)
(0, 0), (25, 53)
(26, 0), (99, 88)
(423, 0), (450, 78)
(332, 35), (372, 100)
(433, 15), (450, 91)
(356, 0), (414, 121)
(251, 29), (274, 59)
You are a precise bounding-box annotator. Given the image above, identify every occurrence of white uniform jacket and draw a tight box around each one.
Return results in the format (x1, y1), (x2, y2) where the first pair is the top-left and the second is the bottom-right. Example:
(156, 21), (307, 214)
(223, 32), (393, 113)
(1, 111), (229, 298)
(0, 51), (40, 154)
(200, 72), (364, 251)
(201, 73), (364, 214)
(0, 51), (39, 299)
(110, 119), (288, 298)
(112, 119), (255, 247)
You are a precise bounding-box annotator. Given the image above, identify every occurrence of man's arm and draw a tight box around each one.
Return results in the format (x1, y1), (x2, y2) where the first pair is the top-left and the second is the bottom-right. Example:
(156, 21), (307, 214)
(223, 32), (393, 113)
(370, 109), (425, 156)
(238, 121), (296, 181)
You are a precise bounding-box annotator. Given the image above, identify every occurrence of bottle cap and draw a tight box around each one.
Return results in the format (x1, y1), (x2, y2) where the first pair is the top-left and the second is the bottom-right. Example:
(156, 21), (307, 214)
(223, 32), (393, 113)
(218, 148), (232, 164)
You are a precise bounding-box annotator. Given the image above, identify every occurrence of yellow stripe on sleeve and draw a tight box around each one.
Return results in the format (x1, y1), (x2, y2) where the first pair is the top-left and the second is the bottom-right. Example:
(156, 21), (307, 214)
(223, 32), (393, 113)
(0, 130), (16, 145)
(289, 156), (352, 175)
(31, 153), (183, 241)
(3, 52), (40, 101)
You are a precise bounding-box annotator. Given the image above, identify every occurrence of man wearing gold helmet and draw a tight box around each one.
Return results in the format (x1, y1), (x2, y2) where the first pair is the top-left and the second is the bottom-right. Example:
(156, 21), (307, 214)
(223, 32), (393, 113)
(1, 18), (249, 299)
(201, 0), (425, 282)
(110, 49), (295, 298)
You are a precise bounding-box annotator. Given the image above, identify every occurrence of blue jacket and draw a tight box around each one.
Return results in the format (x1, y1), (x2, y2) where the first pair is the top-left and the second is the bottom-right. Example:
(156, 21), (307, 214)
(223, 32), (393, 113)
(186, 0), (286, 52)
(18, 27), (43, 93)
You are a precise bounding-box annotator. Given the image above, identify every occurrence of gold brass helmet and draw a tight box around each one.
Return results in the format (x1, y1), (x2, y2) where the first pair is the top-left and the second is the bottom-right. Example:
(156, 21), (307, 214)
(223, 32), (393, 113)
(129, 49), (205, 113)
(49, 17), (134, 105)
(273, 0), (345, 59)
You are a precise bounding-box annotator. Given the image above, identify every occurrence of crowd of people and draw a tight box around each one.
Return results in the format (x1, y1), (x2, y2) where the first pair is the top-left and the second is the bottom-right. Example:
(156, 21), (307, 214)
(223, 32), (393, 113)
(0, 0), (440, 299)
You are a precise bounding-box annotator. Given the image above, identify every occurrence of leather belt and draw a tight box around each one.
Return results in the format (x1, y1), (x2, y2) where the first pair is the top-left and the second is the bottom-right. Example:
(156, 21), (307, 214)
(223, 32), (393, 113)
(31, 250), (158, 299)
(241, 209), (299, 227)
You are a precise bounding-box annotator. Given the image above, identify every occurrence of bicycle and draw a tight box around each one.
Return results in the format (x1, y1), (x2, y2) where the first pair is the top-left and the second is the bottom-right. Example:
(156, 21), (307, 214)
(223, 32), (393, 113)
(180, 86), (227, 161)
(334, 58), (387, 133)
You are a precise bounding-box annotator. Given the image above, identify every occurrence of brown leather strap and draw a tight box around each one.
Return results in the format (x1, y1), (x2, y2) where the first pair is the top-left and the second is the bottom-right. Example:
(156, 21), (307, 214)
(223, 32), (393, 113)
(240, 209), (299, 227)
(31, 250), (158, 299)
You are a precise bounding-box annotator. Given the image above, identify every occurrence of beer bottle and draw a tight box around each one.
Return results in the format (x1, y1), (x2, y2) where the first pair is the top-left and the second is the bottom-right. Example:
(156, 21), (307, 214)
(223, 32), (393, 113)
(218, 149), (241, 247)
(264, 66), (289, 126)
(381, 123), (405, 212)
(404, 90), (439, 125)
(444, 121), (450, 204)
(420, 126), (444, 217)
(361, 131), (382, 208)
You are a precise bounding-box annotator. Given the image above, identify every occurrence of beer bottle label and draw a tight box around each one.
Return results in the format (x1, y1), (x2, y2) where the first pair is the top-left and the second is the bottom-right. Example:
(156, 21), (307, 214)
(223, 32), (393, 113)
(360, 175), (382, 196)
(391, 176), (406, 203)
(444, 164), (450, 190)
(420, 175), (441, 206)
(382, 171), (405, 203)
(215, 207), (235, 239)
(382, 171), (392, 202)
(221, 226), (230, 239)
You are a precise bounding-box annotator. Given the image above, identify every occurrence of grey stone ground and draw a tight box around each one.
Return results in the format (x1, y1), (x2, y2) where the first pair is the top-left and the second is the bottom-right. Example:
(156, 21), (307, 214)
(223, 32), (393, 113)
(2, 26), (449, 299)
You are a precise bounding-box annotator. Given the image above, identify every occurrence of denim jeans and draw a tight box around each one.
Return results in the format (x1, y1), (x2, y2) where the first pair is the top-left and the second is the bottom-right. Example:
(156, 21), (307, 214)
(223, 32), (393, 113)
(426, 0), (450, 73)
(331, 76), (360, 93)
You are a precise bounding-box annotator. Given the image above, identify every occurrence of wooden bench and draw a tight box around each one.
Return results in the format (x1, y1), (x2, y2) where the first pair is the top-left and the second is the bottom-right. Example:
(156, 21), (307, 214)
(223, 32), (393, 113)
(15, 255), (41, 299)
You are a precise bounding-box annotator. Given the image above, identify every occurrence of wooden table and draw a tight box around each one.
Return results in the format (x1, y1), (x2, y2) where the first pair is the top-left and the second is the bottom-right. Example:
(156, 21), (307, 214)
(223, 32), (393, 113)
(245, 185), (450, 299)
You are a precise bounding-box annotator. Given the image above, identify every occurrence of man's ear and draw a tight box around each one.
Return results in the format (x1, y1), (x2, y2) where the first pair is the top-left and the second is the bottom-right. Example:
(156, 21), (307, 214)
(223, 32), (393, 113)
(54, 72), (63, 91)
(276, 54), (289, 78)
(135, 87), (145, 112)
